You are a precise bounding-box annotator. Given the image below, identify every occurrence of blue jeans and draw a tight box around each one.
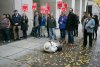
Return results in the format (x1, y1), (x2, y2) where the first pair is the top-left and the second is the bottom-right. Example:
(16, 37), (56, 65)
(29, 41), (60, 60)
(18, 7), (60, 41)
(34, 26), (40, 37)
(68, 31), (74, 44)
(2, 28), (10, 41)
(49, 28), (57, 40)
(40, 26), (45, 36)
(60, 29), (66, 40)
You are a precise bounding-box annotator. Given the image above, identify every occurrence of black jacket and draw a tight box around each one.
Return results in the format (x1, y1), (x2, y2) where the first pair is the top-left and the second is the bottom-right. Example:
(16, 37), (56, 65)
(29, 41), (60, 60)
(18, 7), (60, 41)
(94, 18), (99, 30)
(21, 16), (28, 30)
(48, 18), (56, 28)
(12, 14), (21, 26)
(66, 13), (77, 31)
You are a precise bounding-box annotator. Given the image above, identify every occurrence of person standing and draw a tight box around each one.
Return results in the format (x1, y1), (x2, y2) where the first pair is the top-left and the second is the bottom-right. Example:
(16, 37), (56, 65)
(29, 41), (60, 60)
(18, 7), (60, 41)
(21, 13), (28, 38)
(40, 14), (46, 37)
(6, 14), (13, 39)
(33, 12), (41, 38)
(0, 14), (10, 43)
(66, 8), (77, 46)
(83, 12), (95, 48)
(74, 15), (80, 37)
(48, 14), (57, 40)
(93, 15), (99, 40)
(81, 12), (87, 25)
(47, 14), (51, 38)
(12, 10), (21, 40)
(81, 12), (87, 38)
(58, 12), (67, 40)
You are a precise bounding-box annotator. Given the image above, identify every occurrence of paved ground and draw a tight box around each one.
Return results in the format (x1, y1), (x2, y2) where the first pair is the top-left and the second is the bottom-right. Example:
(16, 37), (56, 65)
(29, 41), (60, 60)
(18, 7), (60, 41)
(0, 25), (100, 67)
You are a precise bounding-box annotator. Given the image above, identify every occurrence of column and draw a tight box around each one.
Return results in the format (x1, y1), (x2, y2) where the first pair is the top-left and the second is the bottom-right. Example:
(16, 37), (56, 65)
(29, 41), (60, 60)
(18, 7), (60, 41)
(82, 0), (86, 12)
(71, 0), (75, 13)
(79, 0), (82, 21)
(75, 0), (83, 21)
(75, 0), (80, 15)
(56, 0), (62, 28)
(85, 0), (88, 11)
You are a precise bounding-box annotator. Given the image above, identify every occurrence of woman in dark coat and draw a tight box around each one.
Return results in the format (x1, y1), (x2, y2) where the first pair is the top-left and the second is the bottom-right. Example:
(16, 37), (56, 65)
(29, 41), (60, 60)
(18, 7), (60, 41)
(93, 15), (99, 40)
(21, 13), (28, 38)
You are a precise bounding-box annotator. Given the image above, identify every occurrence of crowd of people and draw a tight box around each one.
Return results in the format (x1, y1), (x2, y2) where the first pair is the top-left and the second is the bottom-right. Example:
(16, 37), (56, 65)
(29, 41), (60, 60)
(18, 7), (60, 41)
(81, 12), (99, 48)
(0, 8), (100, 49)
(0, 10), (29, 42)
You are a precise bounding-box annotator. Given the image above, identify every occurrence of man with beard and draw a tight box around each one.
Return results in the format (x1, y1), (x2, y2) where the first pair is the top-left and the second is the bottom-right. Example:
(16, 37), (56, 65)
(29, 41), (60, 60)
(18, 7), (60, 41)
(66, 8), (77, 47)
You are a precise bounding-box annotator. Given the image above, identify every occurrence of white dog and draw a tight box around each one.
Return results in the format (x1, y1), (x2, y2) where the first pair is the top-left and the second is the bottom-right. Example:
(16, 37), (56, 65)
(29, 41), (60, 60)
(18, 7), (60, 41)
(43, 41), (61, 52)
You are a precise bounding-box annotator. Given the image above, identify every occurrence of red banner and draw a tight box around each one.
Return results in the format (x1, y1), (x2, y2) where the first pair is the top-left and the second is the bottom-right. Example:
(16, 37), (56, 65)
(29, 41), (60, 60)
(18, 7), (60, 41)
(61, 7), (67, 12)
(40, 4), (50, 14)
(64, 3), (68, 8)
(22, 4), (28, 12)
(40, 6), (45, 14)
(46, 3), (50, 11)
(57, 1), (63, 9)
(45, 9), (50, 14)
(32, 3), (37, 10)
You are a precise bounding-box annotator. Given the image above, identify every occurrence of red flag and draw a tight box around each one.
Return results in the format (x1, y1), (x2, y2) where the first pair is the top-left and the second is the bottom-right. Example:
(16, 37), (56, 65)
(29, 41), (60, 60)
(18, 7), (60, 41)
(32, 3), (37, 10)
(64, 3), (68, 8)
(61, 7), (67, 12)
(45, 9), (50, 14)
(46, 3), (50, 11)
(40, 6), (45, 14)
(40, 5), (50, 14)
(22, 4), (28, 12)
(57, 1), (63, 9)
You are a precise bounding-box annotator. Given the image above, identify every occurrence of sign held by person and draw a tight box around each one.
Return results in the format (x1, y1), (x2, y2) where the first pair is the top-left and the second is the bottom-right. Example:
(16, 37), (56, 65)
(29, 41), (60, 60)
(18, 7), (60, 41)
(22, 4), (28, 12)
(32, 3), (37, 10)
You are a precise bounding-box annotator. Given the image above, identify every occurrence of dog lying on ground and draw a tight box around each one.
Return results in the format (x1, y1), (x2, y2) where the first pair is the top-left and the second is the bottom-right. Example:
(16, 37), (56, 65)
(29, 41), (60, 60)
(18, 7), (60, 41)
(43, 41), (62, 53)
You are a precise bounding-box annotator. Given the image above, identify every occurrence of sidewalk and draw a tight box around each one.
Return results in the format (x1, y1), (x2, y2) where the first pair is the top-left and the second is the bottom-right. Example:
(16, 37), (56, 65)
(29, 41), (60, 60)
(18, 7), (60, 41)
(0, 25), (100, 67)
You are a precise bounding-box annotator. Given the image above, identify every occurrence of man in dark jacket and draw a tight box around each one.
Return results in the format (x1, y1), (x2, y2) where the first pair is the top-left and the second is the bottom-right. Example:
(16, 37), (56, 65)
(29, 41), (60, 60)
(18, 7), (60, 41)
(81, 12), (87, 38)
(33, 12), (41, 38)
(12, 10), (21, 40)
(48, 14), (57, 40)
(74, 15), (80, 37)
(66, 8), (77, 46)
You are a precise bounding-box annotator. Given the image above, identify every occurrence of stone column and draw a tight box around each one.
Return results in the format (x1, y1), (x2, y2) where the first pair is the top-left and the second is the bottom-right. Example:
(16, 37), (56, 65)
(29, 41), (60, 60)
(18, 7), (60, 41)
(71, 0), (75, 13)
(85, 0), (88, 11)
(75, 0), (80, 15)
(56, 0), (62, 28)
(79, 0), (82, 21)
(75, 0), (83, 21)
(82, 0), (86, 12)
